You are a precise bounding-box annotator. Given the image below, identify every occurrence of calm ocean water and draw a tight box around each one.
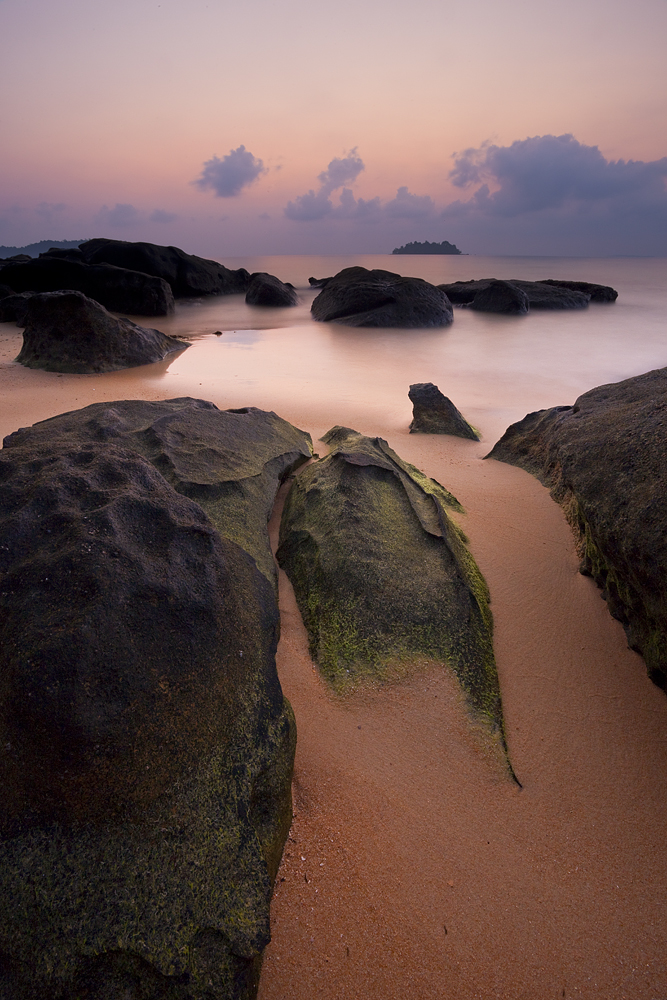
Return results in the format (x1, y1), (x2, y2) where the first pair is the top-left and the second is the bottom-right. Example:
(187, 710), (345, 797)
(150, 254), (667, 446)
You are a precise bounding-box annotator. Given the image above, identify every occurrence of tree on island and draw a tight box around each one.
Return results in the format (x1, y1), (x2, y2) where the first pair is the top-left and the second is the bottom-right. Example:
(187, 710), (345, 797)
(392, 240), (463, 255)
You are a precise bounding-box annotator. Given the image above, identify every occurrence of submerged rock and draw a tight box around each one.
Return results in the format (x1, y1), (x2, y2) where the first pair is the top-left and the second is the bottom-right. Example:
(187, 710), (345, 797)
(408, 382), (480, 439)
(469, 278), (529, 315)
(277, 427), (508, 749)
(77, 239), (251, 298)
(0, 399), (310, 998)
(439, 278), (594, 310)
(15, 290), (189, 373)
(311, 266), (454, 328)
(0, 255), (175, 316)
(487, 366), (667, 689)
(245, 272), (298, 307)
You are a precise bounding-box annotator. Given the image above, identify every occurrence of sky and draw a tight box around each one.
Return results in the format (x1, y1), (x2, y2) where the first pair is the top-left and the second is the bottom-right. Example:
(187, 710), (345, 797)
(1, 0), (666, 256)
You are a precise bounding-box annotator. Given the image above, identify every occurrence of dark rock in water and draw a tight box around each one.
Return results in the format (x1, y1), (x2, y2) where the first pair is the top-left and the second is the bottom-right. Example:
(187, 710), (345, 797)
(439, 278), (591, 310)
(245, 272), (298, 307)
(469, 278), (530, 315)
(5, 398), (314, 590)
(78, 239), (251, 298)
(0, 291), (33, 325)
(408, 382), (480, 439)
(15, 290), (188, 373)
(487, 366), (667, 690)
(277, 427), (509, 757)
(0, 255), (175, 316)
(509, 279), (590, 310)
(311, 266), (453, 328)
(539, 278), (618, 303)
(0, 283), (14, 298)
(308, 275), (333, 288)
(0, 400), (307, 998)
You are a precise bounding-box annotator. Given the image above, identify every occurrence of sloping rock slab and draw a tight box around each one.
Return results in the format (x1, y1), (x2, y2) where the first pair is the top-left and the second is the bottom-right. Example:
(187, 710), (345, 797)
(246, 272), (298, 307)
(277, 427), (508, 744)
(439, 278), (591, 310)
(311, 266), (453, 327)
(78, 239), (251, 297)
(487, 366), (667, 689)
(539, 278), (618, 302)
(0, 256), (175, 315)
(15, 290), (188, 373)
(409, 382), (479, 438)
(0, 435), (296, 999)
(4, 397), (313, 589)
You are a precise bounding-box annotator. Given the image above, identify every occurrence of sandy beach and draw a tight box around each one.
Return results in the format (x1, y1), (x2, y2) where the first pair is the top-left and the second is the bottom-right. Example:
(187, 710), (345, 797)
(1, 262), (666, 998)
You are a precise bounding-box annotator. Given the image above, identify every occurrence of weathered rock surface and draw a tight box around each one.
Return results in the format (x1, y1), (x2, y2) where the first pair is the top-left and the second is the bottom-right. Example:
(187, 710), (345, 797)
(308, 275), (333, 288)
(311, 267), (454, 328)
(0, 255), (175, 316)
(15, 290), (189, 373)
(77, 239), (251, 298)
(277, 427), (507, 749)
(245, 272), (298, 307)
(0, 398), (311, 998)
(469, 278), (530, 315)
(0, 291), (33, 325)
(408, 383), (480, 439)
(487, 367), (667, 689)
(5, 398), (314, 589)
(439, 278), (596, 310)
(539, 278), (618, 303)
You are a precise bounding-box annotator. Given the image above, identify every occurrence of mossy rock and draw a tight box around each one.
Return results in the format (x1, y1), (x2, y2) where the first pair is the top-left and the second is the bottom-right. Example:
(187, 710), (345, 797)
(277, 427), (509, 746)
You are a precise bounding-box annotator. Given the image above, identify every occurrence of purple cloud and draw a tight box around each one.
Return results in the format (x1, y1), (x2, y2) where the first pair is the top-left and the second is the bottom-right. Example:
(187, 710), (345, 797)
(149, 209), (178, 224)
(195, 145), (266, 198)
(94, 203), (139, 227)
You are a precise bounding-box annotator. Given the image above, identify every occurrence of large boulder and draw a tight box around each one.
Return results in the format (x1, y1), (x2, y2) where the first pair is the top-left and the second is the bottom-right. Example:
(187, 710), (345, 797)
(487, 366), (667, 690)
(277, 428), (510, 761)
(439, 278), (594, 310)
(311, 266), (454, 327)
(245, 272), (297, 307)
(77, 239), (251, 298)
(5, 398), (314, 590)
(408, 382), (479, 439)
(469, 278), (529, 315)
(0, 399), (310, 998)
(0, 256), (175, 316)
(15, 290), (189, 373)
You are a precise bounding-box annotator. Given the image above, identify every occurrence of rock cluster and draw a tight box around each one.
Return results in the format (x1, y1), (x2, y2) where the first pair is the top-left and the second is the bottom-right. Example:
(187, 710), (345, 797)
(310, 267), (453, 327)
(439, 277), (617, 312)
(487, 367), (667, 689)
(0, 399), (313, 1000)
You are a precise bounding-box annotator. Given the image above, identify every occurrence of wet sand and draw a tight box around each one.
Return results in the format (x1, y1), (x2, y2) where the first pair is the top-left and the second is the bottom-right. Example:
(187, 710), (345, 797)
(1, 283), (666, 998)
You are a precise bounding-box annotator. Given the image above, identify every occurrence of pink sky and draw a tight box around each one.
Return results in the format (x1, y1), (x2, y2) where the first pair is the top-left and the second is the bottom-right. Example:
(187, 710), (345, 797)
(1, 0), (666, 255)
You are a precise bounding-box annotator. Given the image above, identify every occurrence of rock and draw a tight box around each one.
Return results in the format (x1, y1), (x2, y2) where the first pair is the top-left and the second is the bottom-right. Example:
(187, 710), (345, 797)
(245, 272), (298, 307)
(77, 239), (251, 298)
(0, 399), (309, 998)
(308, 275), (333, 288)
(0, 291), (33, 325)
(0, 283), (14, 298)
(5, 398), (314, 590)
(487, 366), (667, 689)
(311, 267), (454, 328)
(439, 278), (591, 310)
(15, 290), (188, 373)
(408, 383), (480, 439)
(470, 278), (529, 315)
(277, 428), (510, 760)
(0, 256), (175, 316)
(0, 253), (32, 263)
(539, 278), (618, 303)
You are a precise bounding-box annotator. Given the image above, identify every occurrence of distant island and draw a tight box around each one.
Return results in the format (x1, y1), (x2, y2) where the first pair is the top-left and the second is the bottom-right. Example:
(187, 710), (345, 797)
(0, 239), (85, 259)
(392, 240), (463, 255)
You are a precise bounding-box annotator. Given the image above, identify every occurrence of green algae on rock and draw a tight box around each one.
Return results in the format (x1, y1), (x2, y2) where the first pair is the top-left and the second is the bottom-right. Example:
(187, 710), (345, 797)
(276, 427), (506, 737)
(0, 405), (305, 999)
(487, 366), (667, 690)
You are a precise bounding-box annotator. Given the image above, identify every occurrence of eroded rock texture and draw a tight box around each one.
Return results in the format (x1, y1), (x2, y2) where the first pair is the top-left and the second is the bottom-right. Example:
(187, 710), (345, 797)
(0, 399), (313, 999)
(311, 267), (453, 327)
(245, 272), (298, 307)
(487, 367), (667, 689)
(15, 290), (188, 373)
(277, 428), (507, 746)
(408, 383), (480, 439)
